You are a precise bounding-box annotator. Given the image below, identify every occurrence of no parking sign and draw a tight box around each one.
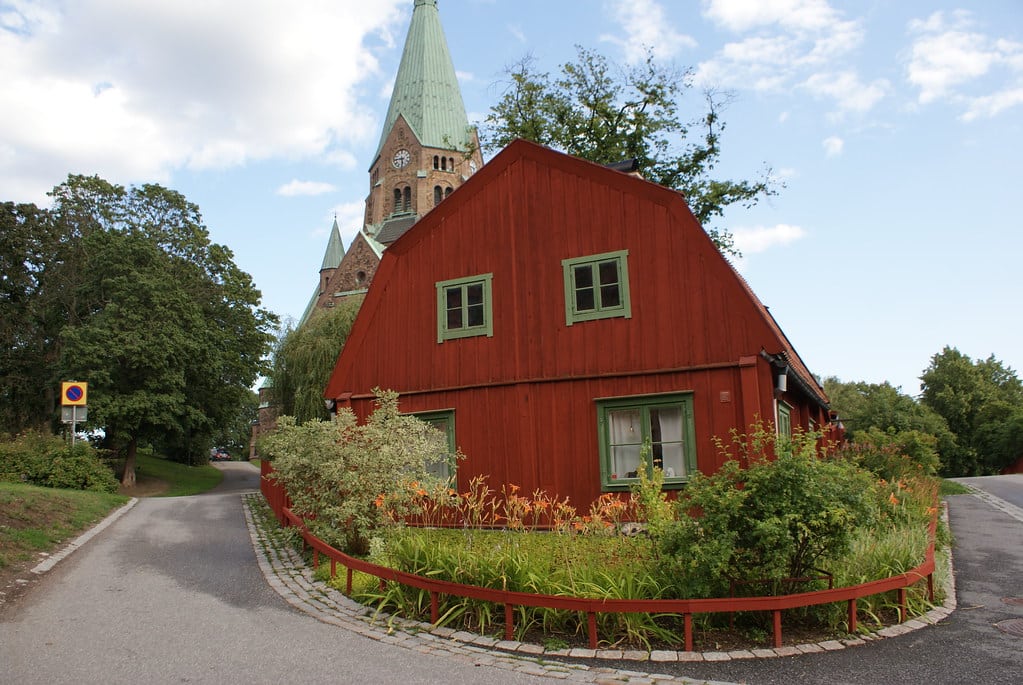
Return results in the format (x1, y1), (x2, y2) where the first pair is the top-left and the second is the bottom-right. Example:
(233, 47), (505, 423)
(61, 382), (88, 406)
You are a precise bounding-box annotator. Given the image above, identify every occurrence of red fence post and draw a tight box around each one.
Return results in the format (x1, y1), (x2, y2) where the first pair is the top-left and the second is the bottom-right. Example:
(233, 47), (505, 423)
(346, 567), (353, 595)
(772, 610), (782, 648)
(848, 598), (857, 633)
(684, 613), (693, 652)
(431, 592), (439, 625)
(898, 588), (907, 623)
(504, 604), (514, 641)
(587, 612), (598, 649)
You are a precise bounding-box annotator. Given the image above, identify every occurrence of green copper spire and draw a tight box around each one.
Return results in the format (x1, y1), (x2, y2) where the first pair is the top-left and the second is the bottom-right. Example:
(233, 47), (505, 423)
(374, 0), (472, 160)
(319, 217), (345, 270)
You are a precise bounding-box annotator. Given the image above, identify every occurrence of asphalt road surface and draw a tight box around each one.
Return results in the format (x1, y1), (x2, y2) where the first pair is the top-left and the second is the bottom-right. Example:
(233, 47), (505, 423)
(0, 463), (566, 685)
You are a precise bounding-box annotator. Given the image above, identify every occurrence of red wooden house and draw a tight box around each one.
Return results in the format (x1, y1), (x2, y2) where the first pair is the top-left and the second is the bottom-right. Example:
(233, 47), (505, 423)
(323, 139), (834, 508)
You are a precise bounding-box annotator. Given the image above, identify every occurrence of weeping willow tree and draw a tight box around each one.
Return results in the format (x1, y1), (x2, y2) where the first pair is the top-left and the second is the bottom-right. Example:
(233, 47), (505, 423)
(271, 296), (363, 424)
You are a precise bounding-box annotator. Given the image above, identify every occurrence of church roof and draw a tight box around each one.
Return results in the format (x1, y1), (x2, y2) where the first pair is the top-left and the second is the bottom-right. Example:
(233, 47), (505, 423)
(374, 214), (419, 245)
(320, 218), (346, 271)
(373, 0), (472, 162)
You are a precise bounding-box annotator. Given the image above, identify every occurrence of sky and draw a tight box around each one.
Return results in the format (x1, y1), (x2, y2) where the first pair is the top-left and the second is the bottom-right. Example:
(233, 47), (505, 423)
(2, 0), (1021, 396)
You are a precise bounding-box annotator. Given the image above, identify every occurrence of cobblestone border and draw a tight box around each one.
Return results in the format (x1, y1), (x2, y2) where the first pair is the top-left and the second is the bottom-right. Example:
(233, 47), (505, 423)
(244, 494), (959, 677)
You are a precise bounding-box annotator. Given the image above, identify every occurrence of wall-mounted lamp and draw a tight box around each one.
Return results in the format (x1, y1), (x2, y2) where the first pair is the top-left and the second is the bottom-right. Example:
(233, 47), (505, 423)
(776, 365), (788, 393)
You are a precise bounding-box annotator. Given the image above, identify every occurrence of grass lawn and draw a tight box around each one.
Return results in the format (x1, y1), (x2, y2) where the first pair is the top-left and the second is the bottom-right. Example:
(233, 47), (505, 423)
(129, 451), (224, 497)
(0, 482), (128, 574)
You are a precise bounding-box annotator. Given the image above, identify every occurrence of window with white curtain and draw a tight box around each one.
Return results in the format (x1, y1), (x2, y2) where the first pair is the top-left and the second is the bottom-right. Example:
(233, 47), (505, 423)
(597, 393), (697, 489)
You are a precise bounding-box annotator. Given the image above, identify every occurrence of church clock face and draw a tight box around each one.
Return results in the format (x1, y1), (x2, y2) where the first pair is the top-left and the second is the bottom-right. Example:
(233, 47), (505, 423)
(392, 148), (411, 169)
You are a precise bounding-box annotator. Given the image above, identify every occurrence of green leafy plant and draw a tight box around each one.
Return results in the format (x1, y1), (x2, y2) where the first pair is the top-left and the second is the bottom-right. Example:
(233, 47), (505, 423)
(657, 421), (876, 597)
(260, 389), (459, 554)
(0, 432), (118, 493)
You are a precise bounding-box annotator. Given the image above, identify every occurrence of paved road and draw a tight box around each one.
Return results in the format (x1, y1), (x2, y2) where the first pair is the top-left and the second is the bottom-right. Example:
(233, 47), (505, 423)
(3, 467), (1022, 684)
(0, 463), (565, 684)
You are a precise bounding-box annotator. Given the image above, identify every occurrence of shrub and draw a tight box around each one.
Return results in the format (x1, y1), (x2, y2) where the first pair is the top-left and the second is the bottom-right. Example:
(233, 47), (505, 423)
(0, 432), (118, 493)
(839, 427), (940, 481)
(655, 422), (876, 598)
(259, 389), (458, 555)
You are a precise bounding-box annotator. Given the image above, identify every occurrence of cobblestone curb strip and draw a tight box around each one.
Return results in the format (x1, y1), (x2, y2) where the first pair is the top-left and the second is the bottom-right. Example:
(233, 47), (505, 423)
(243, 494), (957, 679)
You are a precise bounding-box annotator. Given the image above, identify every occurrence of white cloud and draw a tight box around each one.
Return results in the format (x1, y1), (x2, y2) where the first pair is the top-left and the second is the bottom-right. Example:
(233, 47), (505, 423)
(733, 223), (807, 254)
(697, 0), (870, 111)
(905, 10), (1023, 119)
(730, 222), (807, 271)
(802, 71), (890, 115)
(277, 180), (337, 197)
(602, 0), (698, 64)
(703, 0), (842, 34)
(822, 136), (844, 157)
(0, 0), (407, 204)
(961, 87), (1023, 121)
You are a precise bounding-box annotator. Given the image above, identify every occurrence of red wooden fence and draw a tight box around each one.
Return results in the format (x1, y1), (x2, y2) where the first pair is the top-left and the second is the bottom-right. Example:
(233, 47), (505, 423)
(259, 461), (937, 650)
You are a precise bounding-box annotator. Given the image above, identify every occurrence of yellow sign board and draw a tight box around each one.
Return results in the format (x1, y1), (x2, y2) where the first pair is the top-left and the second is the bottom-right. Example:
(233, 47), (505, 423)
(61, 382), (88, 406)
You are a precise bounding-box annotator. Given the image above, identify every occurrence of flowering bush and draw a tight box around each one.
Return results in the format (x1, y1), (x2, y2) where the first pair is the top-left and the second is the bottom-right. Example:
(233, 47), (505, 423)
(260, 389), (458, 554)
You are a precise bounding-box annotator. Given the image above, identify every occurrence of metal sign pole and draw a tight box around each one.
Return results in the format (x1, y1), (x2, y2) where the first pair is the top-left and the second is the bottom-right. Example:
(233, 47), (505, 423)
(71, 405), (77, 446)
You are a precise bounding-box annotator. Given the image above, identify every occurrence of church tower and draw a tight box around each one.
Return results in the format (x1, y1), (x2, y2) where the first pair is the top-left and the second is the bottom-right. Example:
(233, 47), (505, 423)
(365, 0), (483, 245)
(300, 0), (479, 325)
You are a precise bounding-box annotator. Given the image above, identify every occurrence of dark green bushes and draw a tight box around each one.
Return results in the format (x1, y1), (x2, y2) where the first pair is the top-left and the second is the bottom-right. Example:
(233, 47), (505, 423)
(654, 425), (876, 599)
(0, 432), (119, 493)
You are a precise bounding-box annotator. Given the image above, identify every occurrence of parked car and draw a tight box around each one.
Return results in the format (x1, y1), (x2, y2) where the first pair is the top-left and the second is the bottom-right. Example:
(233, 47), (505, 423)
(210, 448), (231, 462)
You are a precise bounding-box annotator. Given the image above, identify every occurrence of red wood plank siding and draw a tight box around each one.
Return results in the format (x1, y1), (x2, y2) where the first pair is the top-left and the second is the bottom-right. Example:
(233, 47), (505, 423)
(326, 140), (830, 510)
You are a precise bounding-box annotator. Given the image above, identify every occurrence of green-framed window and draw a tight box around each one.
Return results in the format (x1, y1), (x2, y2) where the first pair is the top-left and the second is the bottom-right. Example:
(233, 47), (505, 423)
(562, 250), (631, 326)
(597, 393), (697, 490)
(412, 409), (456, 482)
(436, 273), (493, 342)
(777, 402), (792, 437)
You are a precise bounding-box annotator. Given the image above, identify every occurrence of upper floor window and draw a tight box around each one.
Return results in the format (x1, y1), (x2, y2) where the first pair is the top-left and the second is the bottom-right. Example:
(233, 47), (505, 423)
(434, 185), (442, 206)
(561, 250), (631, 326)
(436, 273), (493, 342)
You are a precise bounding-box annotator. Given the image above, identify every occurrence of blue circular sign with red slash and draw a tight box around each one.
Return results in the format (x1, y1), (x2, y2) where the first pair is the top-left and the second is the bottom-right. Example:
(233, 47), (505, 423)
(61, 381), (88, 406)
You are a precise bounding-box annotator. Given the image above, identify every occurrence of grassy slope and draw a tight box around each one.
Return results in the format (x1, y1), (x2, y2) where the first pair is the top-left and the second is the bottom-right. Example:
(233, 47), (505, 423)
(0, 483), (128, 571)
(135, 452), (223, 497)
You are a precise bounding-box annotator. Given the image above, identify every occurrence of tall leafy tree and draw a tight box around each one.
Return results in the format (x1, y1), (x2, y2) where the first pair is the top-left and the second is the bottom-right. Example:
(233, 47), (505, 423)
(44, 175), (277, 483)
(270, 297), (363, 424)
(482, 47), (779, 255)
(920, 347), (1023, 474)
(0, 202), (57, 431)
(824, 377), (957, 475)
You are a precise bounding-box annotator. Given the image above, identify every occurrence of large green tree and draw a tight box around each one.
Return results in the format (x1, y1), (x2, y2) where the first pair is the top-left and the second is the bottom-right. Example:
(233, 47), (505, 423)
(27, 175), (277, 484)
(920, 347), (1023, 475)
(270, 297), (363, 425)
(482, 47), (778, 255)
(0, 202), (58, 432)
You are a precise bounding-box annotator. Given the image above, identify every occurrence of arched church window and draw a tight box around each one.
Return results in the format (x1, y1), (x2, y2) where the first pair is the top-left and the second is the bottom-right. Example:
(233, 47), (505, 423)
(441, 157), (447, 171)
(445, 186), (453, 198)
(433, 156), (439, 170)
(449, 157), (455, 171)
(403, 186), (412, 211)
(434, 185), (442, 206)
(393, 188), (401, 213)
